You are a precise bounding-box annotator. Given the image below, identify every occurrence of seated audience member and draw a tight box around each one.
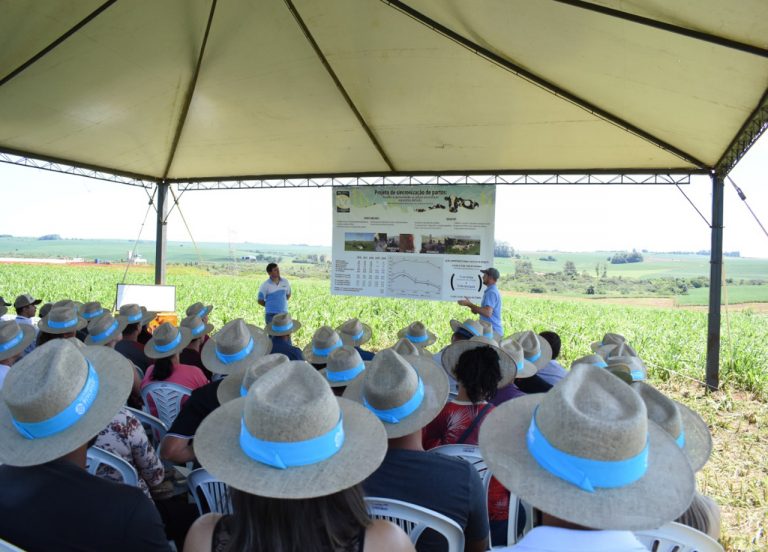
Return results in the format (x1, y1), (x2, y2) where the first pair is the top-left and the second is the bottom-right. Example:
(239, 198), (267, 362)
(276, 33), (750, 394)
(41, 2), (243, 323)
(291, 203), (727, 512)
(179, 315), (214, 379)
(479, 320), (500, 342)
(0, 320), (36, 388)
(14, 293), (42, 356)
(345, 349), (490, 552)
(264, 312), (304, 360)
(200, 318), (272, 377)
(503, 330), (553, 396)
(536, 331), (568, 385)
(184, 361), (413, 552)
(85, 311), (142, 402)
(35, 304), (87, 347)
(141, 323), (208, 416)
(303, 325), (344, 369)
(337, 317), (375, 360)
(0, 340), (170, 551)
(115, 303), (156, 371)
(397, 321), (438, 356)
(185, 301), (213, 325)
(425, 336), (518, 545)
(433, 319), (486, 395)
(489, 336), (542, 405)
(320, 345), (367, 396)
(591, 332), (634, 354)
(0, 296), (11, 318)
(479, 364), (695, 551)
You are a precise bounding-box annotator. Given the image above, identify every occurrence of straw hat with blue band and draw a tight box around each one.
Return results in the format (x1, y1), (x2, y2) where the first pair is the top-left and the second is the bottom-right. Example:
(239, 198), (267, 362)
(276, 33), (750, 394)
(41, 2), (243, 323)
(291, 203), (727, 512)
(441, 336), (518, 387)
(201, 319), (272, 375)
(118, 303), (157, 327)
(265, 312), (302, 337)
(498, 336), (539, 378)
(0, 339), (134, 466)
(509, 330), (552, 370)
(180, 315), (214, 340)
(80, 301), (106, 321)
(336, 318), (372, 347)
(84, 312), (128, 346)
(591, 332), (632, 354)
(396, 321), (437, 348)
(449, 318), (485, 339)
(0, 320), (36, 362)
(303, 326), (344, 365)
(388, 338), (430, 359)
(570, 354), (609, 369)
(607, 356), (648, 382)
(186, 302), (213, 320)
(343, 348), (449, 439)
(594, 340), (638, 360)
(217, 353), (291, 404)
(479, 364), (695, 530)
(144, 322), (193, 359)
(320, 346), (368, 388)
(631, 382), (712, 473)
(38, 305), (87, 335)
(478, 320), (502, 343)
(194, 361), (387, 499)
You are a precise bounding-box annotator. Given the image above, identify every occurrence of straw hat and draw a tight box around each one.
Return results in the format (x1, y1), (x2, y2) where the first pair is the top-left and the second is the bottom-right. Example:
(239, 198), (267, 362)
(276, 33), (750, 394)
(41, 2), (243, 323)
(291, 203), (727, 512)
(479, 364), (695, 530)
(336, 318), (372, 347)
(594, 340), (638, 360)
(84, 312), (128, 346)
(441, 336), (517, 387)
(605, 364), (635, 384)
(343, 349), (449, 439)
(632, 382), (712, 472)
(186, 302), (213, 319)
(118, 303), (157, 326)
(303, 326), (344, 365)
(13, 294), (42, 309)
(498, 336), (539, 378)
(0, 305), (6, 318)
(509, 330), (552, 369)
(38, 305), (87, 334)
(194, 361), (387, 499)
(38, 303), (53, 319)
(320, 346), (367, 388)
(180, 315), (214, 340)
(0, 296), (10, 307)
(80, 301), (107, 321)
(201, 319), (272, 375)
(570, 354), (608, 369)
(607, 356), (647, 382)
(591, 332), (631, 353)
(265, 313), (302, 336)
(217, 353), (291, 404)
(449, 318), (485, 338)
(144, 322), (193, 359)
(0, 320), (36, 362)
(387, 338), (428, 359)
(397, 321), (437, 348)
(479, 321), (502, 343)
(0, 340), (134, 466)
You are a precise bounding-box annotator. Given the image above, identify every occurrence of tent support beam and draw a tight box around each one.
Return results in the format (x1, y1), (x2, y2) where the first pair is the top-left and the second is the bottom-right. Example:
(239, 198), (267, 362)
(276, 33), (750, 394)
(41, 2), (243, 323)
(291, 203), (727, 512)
(154, 182), (169, 285)
(716, 89), (768, 175)
(380, 0), (708, 170)
(705, 173), (725, 392)
(553, 0), (768, 59)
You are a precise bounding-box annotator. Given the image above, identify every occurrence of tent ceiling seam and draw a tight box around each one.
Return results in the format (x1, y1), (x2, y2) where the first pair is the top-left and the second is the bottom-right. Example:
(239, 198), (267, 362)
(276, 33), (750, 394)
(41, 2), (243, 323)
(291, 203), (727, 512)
(380, 0), (710, 170)
(283, 0), (395, 171)
(0, 0), (118, 87)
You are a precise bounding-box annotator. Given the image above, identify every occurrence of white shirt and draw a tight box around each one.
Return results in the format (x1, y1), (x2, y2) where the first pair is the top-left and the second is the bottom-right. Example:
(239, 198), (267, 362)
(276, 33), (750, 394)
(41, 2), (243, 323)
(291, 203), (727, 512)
(504, 526), (647, 551)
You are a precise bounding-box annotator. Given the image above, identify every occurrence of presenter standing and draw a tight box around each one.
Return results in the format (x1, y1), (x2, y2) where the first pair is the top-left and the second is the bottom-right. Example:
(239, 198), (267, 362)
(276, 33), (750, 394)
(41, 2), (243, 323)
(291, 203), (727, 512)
(457, 267), (503, 337)
(258, 263), (291, 324)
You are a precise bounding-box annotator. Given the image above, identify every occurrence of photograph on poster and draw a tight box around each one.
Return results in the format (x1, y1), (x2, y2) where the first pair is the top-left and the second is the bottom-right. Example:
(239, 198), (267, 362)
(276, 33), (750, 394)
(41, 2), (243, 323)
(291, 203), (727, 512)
(344, 232), (377, 251)
(445, 237), (481, 255)
(385, 234), (415, 253)
(420, 235), (446, 254)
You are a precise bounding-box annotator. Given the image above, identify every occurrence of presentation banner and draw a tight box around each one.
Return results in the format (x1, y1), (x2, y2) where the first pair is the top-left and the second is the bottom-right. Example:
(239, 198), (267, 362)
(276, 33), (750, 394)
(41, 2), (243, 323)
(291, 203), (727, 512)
(331, 185), (495, 302)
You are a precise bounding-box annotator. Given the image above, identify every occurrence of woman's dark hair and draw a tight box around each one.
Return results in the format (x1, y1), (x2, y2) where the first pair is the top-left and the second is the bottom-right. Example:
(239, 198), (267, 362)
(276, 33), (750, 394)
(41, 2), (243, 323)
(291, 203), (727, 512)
(455, 346), (502, 403)
(150, 356), (174, 381)
(222, 485), (371, 552)
(539, 331), (561, 359)
(36, 331), (75, 347)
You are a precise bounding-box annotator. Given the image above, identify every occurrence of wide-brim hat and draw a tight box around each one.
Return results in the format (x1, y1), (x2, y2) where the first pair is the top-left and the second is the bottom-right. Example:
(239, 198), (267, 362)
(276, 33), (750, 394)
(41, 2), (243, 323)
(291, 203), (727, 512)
(449, 318), (486, 339)
(441, 336), (517, 387)
(186, 302), (214, 319)
(13, 294), (42, 309)
(303, 326), (344, 365)
(118, 304), (157, 326)
(84, 312), (129, 346)
(0, 340), (134, 466)
(319, 346), (369, 388)
(336, 318), (373, 347)
(195, 361), (388, 499)
(631, 382), (712, 473)
(38, 305), (88, 334)
(265, 313), (302, 336)
(397, 321), (438, 348)
(498, 336), (539, 378)
(478, 321), (502, 343)
(0, 297), (10, 307)
(144, 323), (193, 359)
(591, 332), (630, 353)
(479, 365), (695, 531)
(344, 349), (449, 439)
(509, 330), (552, 369)
(180, 315), (214, 340)
(607, 356), (648, 382)
(217, 353), (291, 404)
(201, 319), (272, 375)
(595, 341), (638, 360)
(0, 305), (7, 318)
(0, 321), (36, 361)
(80, 301), (108, 322)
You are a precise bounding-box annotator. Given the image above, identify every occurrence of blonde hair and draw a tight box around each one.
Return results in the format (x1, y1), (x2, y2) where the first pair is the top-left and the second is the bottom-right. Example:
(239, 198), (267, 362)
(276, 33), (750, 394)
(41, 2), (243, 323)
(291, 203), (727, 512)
(675, 491), (721, 540)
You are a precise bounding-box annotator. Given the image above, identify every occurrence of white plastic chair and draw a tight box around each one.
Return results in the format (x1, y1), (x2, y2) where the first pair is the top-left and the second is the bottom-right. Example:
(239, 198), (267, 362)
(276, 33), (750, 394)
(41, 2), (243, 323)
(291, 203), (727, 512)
(365, 496), (465, 552)
(187, 468), (234, 515)
(635, 522), (724, 552)
(141, 381), (192, 428)
(0, 537), (26, 551)
(86, 446), (139, 487)
(125, 406), (168, 449)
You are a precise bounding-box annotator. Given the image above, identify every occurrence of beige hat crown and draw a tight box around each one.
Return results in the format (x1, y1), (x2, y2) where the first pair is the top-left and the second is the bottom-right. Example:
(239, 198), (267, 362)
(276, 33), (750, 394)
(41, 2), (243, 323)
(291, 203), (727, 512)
(450, 318), (484, 338)
(389, 338), (421, 358)
(85, 312), (125, 345)
(510, 330), (552, 367)
(186, 302), (213, 318)
(337, 318), (372, 345)
(215, 319), (256, 355)
(241, 354), (291, 396)
(304, 326), (343, 363)
(397, 321), (437, 347)
(266, 312), (302, 336)
(118, 303), (155, 325)
(81, 301), (105, 320)
(362, 349), (420, 414)
(0, 320), (35, 361)
(39, 305), (87, 334)
(606, 356), (647, 381)
(180, 315), (211, 338)
(145, 322), (192, 359)
(202, 319), (272, 375)
(324, 346), (366, 385)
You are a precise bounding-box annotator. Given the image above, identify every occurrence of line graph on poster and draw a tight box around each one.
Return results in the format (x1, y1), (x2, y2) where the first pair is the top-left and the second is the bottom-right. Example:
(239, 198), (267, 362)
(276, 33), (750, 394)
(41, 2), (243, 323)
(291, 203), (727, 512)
(387, 258), (443, 299)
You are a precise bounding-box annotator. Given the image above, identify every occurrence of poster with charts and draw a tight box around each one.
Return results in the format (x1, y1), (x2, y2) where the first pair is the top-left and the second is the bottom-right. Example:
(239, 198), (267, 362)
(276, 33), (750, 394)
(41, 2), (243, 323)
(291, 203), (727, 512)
(331, 184), (495, 302)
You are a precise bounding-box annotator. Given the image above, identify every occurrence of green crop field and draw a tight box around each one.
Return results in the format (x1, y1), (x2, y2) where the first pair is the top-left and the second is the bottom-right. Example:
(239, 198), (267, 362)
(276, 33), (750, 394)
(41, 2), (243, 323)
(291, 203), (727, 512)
(676, 285), (768, 306)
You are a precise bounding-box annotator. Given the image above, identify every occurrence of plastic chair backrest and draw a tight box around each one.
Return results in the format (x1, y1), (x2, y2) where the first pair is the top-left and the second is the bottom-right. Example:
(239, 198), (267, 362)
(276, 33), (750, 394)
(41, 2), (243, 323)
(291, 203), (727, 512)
(635, 522), (724, 552)
(0, 538), (25, 551)
(141, 381), (192, 427)
(125, 406), (168, 449)
(86, 446), (139, 487)
(187, 468), (234, 515)
(365, 496), (465, 552)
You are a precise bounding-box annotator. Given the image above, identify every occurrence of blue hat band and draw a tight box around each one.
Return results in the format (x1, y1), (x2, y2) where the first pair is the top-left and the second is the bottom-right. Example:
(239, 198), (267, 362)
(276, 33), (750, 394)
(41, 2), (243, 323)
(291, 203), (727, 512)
(216, 337), (254, 364)
(12, 361), (100, 440)
(0, 331), (24, 352)
(190, 323), (206, 337)
(153, 331), (182, 353)
(196, 306), (209, 318)
(525, 351), (541, 363)
(631, 369), (645, 381)
(239, 414), (345, 469)
(47, 317), (79, 329)
(272, 321), (294, 332)
(327, 361), (365, 383)
(90, 320), (119, 343)
(363, 377), (425, 424)
(406, 333), (428, 344)
(676, 428), (685, 449)
(526, 406), (648, 493)
(312, 339), (343, 358)
(349, 329), (364, 341)
(594, 359), (608, 368)
(82, 309), (103, 320)
(466, 325), (481, 336)
(126, 312), (142, 323)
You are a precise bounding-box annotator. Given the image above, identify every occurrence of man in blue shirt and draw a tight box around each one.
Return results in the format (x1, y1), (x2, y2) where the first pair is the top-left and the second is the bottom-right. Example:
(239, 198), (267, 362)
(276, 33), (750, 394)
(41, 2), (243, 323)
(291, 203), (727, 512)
(257, 263), (291, 324)
(458, 267), (503, 336)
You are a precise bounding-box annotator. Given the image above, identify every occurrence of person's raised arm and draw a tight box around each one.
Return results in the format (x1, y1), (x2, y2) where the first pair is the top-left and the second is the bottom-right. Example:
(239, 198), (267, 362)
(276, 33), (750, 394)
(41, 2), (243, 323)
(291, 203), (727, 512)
(457, 298), (493, 319)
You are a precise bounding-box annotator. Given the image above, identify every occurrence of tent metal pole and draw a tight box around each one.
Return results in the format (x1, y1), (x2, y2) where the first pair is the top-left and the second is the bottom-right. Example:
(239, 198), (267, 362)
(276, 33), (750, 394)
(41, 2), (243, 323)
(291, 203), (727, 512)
(155, 182), (169, 285)
(705, 173), (725, 391)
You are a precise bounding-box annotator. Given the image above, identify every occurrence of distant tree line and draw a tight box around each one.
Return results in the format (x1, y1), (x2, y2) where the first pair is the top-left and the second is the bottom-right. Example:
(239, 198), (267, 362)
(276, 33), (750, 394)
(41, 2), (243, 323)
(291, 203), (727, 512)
(608, 250), (644, 264)
(494, 241), (516, 258)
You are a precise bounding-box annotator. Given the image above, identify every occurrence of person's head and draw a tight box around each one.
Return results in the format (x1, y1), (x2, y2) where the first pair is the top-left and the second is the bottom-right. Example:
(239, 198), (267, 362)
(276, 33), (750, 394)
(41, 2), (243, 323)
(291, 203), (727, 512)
(449, 319), (484, 344)
(303, 326), (344, 366)
(36, 305), (87, 347)
(85, 312), (128, 348)
(481, 267), (500, 286)
(186, 302), (213, 325)
(454, 347), (502, 403)
(266, 262), (280, 279)
(14, 294), (41, 318)
(321, 346), (366, 390)
(145, 323), (192, 381)
(0, 320), (36, 366)
(538, 331), (561, 360)
(201, 319), (273, 376)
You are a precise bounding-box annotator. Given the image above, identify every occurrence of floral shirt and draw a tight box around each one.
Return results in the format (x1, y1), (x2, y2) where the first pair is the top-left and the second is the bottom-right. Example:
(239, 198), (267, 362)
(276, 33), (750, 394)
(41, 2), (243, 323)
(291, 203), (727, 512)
(423, 400), (510, 521)
(94, 408), (164, 498)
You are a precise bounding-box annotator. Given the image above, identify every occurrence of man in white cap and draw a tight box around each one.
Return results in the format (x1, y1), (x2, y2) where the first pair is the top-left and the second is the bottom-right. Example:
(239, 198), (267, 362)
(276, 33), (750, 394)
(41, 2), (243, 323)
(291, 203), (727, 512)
(0, 340), (170, 551)
(458, 267), (503, 336)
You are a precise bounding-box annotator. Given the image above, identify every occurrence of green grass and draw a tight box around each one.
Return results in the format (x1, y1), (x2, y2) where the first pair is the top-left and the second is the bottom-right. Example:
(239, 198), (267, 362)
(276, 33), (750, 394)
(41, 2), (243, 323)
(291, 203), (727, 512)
(676, 285), (768, 306)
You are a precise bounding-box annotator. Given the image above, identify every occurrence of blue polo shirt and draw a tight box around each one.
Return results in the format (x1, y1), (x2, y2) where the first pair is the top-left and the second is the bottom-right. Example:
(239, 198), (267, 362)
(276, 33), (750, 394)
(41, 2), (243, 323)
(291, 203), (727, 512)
(480, 284), (503, 336)
(258, 278), (291, 315)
